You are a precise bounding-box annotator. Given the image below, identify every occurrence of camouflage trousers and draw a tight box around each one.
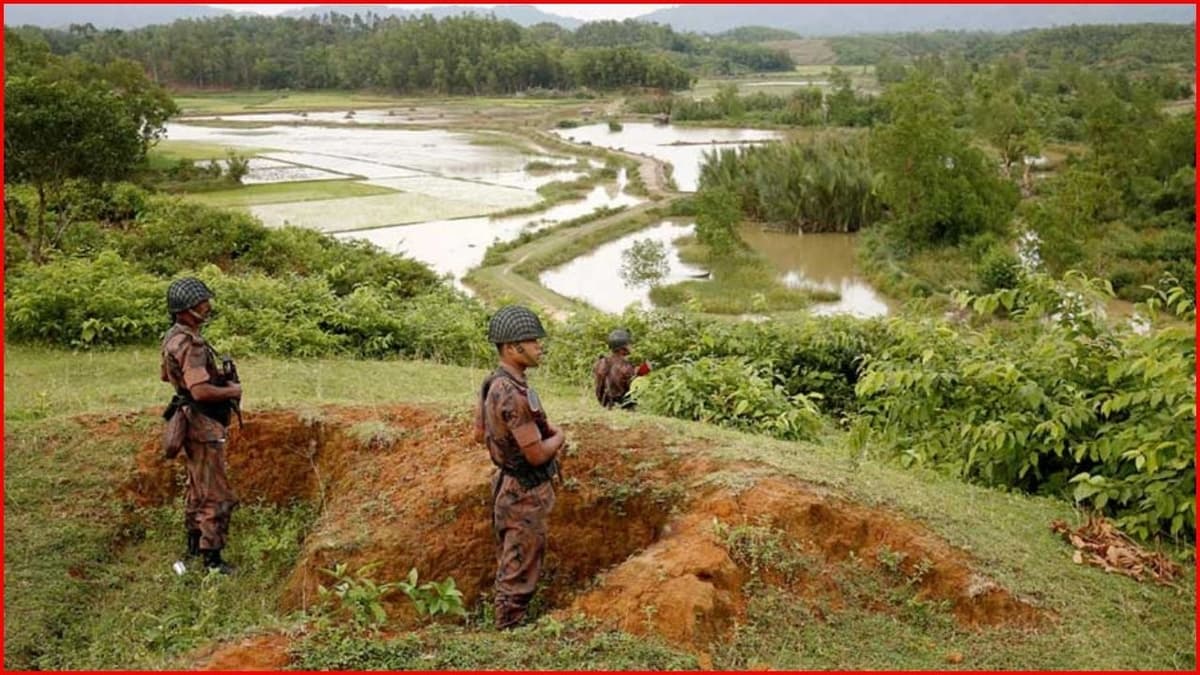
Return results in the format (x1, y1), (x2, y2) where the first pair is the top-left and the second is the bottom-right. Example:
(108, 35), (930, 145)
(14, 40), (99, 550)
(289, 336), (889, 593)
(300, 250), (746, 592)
(491, 472), (555, 630)
(182, 417), (238, 551)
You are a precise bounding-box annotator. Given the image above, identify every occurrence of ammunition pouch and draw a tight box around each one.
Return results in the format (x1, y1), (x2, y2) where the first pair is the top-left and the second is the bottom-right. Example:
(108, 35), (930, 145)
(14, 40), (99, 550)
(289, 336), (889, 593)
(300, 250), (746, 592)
(162, 395), (189, 460)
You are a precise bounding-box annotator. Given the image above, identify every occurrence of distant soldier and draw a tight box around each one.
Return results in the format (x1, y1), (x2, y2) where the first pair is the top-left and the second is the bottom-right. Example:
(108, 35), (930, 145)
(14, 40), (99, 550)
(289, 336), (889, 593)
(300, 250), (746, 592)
(473, 305), (565, 630)
(160, 277), (242, 575)
(593, 328), (650, 410)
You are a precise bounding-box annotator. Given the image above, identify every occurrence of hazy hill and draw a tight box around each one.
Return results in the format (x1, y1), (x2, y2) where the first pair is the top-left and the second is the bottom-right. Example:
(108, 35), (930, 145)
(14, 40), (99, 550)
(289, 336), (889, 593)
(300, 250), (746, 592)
(638, 4), (1197, 35)
(279, 4), (582, 28)
(2, 3), (583, 31)
(3, 3), (235, 29)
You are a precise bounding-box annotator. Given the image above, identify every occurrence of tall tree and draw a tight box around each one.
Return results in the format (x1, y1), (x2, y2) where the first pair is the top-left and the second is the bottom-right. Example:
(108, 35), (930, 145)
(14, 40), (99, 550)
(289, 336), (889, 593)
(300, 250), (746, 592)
(4, 56), (177, 263)
(870, 72), (1019, 248)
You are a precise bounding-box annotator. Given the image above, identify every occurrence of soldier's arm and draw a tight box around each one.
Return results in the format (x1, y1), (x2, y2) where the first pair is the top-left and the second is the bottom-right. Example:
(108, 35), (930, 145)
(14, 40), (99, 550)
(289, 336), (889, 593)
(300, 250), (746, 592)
(181, 341), (242, 402)
(615, 360), (636, 391)
(516, 424), (563, 467)
(501, 388), (563, 467)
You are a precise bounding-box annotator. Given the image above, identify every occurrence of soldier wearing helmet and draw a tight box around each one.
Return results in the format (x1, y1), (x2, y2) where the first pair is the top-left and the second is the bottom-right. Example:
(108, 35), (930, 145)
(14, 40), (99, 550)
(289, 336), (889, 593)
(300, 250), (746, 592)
(472, 305), (565, 629)
(159, 277), (242, 575)
(593, 328), (650, 409)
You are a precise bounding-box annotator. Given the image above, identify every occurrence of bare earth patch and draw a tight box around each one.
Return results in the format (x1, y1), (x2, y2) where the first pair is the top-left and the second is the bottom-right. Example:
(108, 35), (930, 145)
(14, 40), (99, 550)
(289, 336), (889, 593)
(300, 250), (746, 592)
(114, 405), (1050, 666)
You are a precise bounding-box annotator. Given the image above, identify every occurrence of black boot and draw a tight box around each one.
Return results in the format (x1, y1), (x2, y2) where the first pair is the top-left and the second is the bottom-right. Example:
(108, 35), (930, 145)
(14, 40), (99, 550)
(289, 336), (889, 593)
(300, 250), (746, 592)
(186, 531), (201, 557)
(201, 549), (235, 575)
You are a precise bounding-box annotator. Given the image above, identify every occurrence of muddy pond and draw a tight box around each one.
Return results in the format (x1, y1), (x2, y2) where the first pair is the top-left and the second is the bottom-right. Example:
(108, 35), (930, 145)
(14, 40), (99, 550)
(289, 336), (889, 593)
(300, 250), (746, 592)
(540, 223), (889, 318)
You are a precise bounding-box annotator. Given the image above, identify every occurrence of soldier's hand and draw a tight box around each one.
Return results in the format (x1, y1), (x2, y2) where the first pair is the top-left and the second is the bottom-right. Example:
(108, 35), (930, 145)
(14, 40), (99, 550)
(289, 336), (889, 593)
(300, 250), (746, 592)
(226, 382), (243, 399)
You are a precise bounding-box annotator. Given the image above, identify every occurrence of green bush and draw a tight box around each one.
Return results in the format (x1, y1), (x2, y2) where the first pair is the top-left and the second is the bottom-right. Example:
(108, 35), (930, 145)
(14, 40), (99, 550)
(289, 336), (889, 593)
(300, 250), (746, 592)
(977, 247), (1023, 292)
(631, 356), (823, 441)
(121, 197), (266, 275)
(5, 251), (166, 347)
(856, 273), (1195, 539)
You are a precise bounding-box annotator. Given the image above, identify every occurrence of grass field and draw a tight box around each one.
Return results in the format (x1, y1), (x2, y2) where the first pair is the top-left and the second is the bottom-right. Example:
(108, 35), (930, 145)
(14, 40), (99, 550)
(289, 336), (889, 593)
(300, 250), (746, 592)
(4, 343), (1194, 670)
(173, 91), (416, 116)
(182, 180), (397, 209)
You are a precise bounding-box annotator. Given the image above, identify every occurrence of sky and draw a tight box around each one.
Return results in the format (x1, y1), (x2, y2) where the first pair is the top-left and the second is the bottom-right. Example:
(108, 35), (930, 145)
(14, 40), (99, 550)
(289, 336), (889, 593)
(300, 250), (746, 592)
(207, 4), (679, 21)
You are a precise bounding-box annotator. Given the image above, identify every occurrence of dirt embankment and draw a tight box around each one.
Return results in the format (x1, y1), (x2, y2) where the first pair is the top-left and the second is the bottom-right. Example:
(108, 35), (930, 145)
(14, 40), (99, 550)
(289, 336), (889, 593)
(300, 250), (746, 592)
(110, 405), (1048, 669)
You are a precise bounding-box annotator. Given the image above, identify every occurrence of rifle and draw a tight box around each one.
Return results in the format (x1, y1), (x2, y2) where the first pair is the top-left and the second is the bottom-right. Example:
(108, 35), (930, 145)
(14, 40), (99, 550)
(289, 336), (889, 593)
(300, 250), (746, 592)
(220, 354), (243, 428)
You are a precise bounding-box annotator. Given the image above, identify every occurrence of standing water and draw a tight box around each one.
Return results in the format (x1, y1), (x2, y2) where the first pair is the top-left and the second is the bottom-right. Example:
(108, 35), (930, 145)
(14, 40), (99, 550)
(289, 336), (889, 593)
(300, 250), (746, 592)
(739, 227), (891, 318)
(539, 221), (705, 313)
(552, 123), (781, 192)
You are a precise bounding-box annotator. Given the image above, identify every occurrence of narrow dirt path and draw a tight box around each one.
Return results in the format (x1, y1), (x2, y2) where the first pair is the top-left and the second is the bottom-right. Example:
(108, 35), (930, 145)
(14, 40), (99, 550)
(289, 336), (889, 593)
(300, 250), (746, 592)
(464, 126), (681, 317)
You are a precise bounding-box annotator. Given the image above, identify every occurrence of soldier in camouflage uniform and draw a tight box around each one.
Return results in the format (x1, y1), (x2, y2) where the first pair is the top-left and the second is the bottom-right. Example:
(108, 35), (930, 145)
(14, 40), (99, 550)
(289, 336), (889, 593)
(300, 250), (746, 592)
(160, 277), (243, 574)
(592, 328), (648, 409)
(473, 305), (565, 630)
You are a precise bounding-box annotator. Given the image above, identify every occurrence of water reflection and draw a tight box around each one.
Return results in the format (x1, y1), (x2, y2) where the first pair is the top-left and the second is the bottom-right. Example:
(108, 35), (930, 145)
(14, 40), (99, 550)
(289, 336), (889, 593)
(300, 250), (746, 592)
(739, 227), (890, 318)
(551, 123), (781, 192)
(539, 221), (705, 313)
(337, 170), (643, 286)
(167, 122), (533, 180)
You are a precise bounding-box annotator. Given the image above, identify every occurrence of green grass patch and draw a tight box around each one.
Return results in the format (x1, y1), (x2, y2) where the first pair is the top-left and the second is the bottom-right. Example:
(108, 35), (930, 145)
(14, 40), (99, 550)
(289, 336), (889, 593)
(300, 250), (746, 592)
(293, 620), (697, 670)
(510, 208), (665, 280)
(149, 140), (270, 163)
(173, 90), (415, 116)
(180, 180), (396, 209)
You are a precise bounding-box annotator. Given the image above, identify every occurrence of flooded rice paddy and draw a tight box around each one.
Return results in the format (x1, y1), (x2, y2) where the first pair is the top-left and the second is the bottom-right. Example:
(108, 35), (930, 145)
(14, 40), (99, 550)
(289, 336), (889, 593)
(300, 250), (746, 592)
(339, 171), (643, 286)
(170, 117), (885, 313)
(539, 221), (705, 313)
(551, 122), (781, 192)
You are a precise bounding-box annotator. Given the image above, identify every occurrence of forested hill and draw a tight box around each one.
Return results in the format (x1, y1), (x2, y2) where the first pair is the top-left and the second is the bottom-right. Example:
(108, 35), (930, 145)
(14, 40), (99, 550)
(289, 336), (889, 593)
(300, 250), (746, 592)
(639, 3), (1196, 35)
(1, 3), (583, 30)
(3, 14), (799, 93)
(278, 5), (583, 29)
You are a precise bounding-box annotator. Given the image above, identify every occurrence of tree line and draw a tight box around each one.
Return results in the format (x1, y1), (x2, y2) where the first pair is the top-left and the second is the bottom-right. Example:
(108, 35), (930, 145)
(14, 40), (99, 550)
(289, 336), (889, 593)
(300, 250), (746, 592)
(5, 13), (796, 93)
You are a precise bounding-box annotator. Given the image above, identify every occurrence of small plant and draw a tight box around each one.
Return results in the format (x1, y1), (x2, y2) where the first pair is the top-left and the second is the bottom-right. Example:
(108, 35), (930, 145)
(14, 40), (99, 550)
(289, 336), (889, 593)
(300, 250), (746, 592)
(620, 238), (670, 288)
(607, 119), (624, 132)
(224, 150), (251, 184)
(714, 519), (810, 582)
(396, 567), (467, 618)
(317, 561), (398, 630)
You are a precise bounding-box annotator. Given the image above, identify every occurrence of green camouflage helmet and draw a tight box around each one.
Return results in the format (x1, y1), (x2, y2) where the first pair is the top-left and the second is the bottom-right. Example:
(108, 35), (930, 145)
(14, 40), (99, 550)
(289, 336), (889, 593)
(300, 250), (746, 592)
(167, 277), (214, 314)
(488, 305), (546, 345)
(607, 328), (632, 350)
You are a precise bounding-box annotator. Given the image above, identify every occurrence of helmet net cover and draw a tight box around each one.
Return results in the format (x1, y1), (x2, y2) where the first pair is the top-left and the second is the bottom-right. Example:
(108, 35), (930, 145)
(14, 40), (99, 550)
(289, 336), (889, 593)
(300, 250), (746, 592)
(487, 305), (547, 344)
(167, 277), (214, 314)
(607, 328), (633, 350)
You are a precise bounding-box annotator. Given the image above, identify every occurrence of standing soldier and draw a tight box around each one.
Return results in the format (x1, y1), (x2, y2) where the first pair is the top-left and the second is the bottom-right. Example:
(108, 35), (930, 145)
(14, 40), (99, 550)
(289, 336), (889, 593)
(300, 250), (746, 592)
(473, 305), (565, 630)
(160, 277), (242, 575)
(593, 328), (650, 409)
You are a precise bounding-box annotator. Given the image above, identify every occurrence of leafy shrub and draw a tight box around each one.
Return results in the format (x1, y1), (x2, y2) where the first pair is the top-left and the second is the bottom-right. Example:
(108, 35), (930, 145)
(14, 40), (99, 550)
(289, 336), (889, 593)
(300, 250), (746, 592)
(224, 150), (250, 183)
(631, 356), (822, 441)
(977, 246), (1023, 292)
(855, 272), (1195, 539)
(317, 562), (398, 630)
(5, 251), (166, 346)
(395, 568), (467, 618)
(121, 197), (266, 275)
